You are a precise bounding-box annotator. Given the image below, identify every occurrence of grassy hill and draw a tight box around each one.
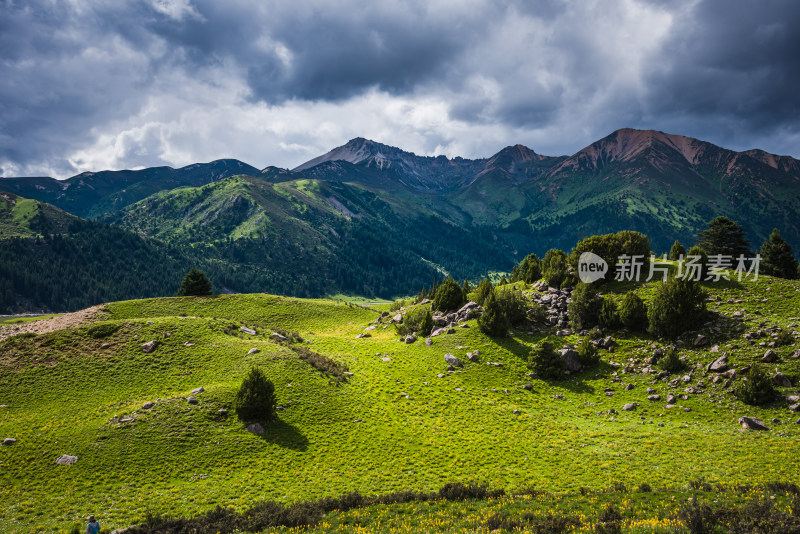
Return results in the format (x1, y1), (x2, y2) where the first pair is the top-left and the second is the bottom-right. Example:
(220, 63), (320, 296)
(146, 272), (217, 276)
(1, 273), (799, 532)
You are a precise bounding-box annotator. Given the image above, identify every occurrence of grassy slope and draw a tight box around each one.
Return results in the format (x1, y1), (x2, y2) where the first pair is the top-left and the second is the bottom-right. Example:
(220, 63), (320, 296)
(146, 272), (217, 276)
(0, 192), (79, 238)
(0, 278), (799, 533)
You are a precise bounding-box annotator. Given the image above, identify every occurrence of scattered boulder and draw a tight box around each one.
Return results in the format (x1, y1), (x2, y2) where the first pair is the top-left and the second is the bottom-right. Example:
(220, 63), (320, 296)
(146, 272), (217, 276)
(191, 387), (204, 395)
(558, 348), (582, 373)
(622, 403), (636, 411)
(708, 356), (729, 373)
(512, 409), (520, 415)
(56, 455), (78, 465)
(666, 393), (677, 404)
(141, 340), (158, 353)
(789, 404), (800, 412)
(187, 397), (198, 405)
(142, 402), (154, 410)
(467, 352), (478, 362)
(693, 335), (708, 347)
(425, 338), (433, 346)
(522, 383), (534, 391)
(240, 326), (256, 335)
(647, 394), (661, 402)
(364, 325), (377, 332)
(393, 314), (403, 323)
(218, 409), (228, 416)
(247, 348), (260, 354)
(355, 333), (371, 339)
(245, 423), (265, 435)
(739, 416), (769, 431)
(761, 349), (778, 362)
(788, 395), (800, 404)
(430, 327), (447, 337)
(790, 349), (800, 359)
(270, 332), (287, 341)
(773, 372), (792, 388)
(444, 353), (463, 368)
(404, 335), (417, 344)
(2, 438), (16, 446)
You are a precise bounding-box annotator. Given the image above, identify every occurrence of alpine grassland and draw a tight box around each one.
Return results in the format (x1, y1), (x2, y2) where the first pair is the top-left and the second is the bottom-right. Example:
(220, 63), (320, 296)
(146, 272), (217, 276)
(1, 272), (800, 532)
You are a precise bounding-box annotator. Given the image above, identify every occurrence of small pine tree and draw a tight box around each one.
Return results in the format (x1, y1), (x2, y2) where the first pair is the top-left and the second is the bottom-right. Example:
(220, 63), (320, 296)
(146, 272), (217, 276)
(577, 340), (600, 367)
(462, 278), (471, 295)
(648, 277), (707, 338)
(495, 288), (527, 325)
(761, 228), (798, 279)
(234, 368), (276, 423)
(734, 365), (778, 406)
(658, 346), (684, 373)
(528, 340), (563, 380)
(474, 278), (494, 306)
(684, 245), (709, 281)
(542, 249), (569, 288)
(432, 277), (466, 312)
(598, 297), (620, 329)
(405, 306), (434, 336)
(568, 282), (602, 330)
(697, 216), (751, 258)
(177, 268), (213, 296)
(478, 291), (510, 337)
(618, 292), (647, 331)
(669, 240), (685, 260)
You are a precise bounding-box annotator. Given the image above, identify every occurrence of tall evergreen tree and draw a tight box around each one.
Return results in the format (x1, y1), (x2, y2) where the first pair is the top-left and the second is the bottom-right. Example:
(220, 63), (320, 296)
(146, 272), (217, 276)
(668, 240), (685, 260)
(177, 268), (213, 296)
(760, 228), (798, 279)
(696, 216), (750, 258)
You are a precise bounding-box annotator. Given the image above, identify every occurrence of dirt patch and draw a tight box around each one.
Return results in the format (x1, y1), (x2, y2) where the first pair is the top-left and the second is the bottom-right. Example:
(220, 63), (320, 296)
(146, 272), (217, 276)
(0, 305), (105, 341)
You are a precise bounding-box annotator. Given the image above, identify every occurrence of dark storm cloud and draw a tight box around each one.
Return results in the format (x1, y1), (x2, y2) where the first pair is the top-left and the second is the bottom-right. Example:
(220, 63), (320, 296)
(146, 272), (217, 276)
(643, 0), (800, 146)
(2, 0), (800, 177)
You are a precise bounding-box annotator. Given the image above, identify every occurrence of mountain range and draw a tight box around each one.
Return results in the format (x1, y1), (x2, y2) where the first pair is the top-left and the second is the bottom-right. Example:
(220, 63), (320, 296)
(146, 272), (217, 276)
(2, 128), (799, 311)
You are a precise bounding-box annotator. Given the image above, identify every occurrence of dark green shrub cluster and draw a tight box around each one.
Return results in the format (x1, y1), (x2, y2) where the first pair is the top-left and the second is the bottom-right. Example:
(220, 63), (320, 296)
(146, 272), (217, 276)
(618, 292), (647, 331)
(595, 505), (623, 534)
(177, 268), (213, 296)
(473, 278), (493, 306)
(510, 253), (542, 283)
(647, 277), (707, 338)
(684, 245), (709, 281)
(734, 365), (778, 406)
(658, 347), (684, 373)
(431, 277), (466, 312)
(438, 482), (503, 501)
(484, 512), (579, 533)
(598, 296), (620, 329)
(570, 231), (651, 283)
(495, 288), (527, 325)
(477, 292), (510, 337)
(761, 228), (799, 279)
(669, 240), (686, 260)
(568, 282), (602, 330)
(774, 329), (795, 347)
(638, 483), (652, 492)
(234, 368), (276, 423)
(402, 306), (434, 336)
(676, 496), (800, 534)
(528, 340), (563, 380)
(577, 340), (600, 367)
(542, 249), (571, 288)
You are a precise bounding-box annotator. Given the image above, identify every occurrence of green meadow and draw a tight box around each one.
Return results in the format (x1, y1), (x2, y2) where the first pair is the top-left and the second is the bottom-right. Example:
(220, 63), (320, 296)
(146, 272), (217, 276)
(1, 277), (799, 533)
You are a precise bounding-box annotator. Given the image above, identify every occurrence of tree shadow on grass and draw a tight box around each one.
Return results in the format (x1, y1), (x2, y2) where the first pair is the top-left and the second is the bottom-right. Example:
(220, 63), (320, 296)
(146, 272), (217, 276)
(259, 417), (309, 451)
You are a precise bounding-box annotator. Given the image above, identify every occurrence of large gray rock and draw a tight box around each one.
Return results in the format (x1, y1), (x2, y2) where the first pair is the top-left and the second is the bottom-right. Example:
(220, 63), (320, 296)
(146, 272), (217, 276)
(404, 335), (417, 344)
(247, 348), (260, 354)
(444, 353), (463, 368)
(142, 401), (154, 409)
(790, 349), (800, 359)
(622, 403), (636, 411)
(762, 349), (778, 362)
(773, 372), (792, 387)
(739, 416), (769, 431)
(558, 348), (582, 373)
(56, 454), (78, 465)
(2, 438), (16, 445)
(393, 314), (403, 323)
(425, 338), (433, 346)
(141, 340), (158, 353)
(191, 387), (204, 395)
(240, 326), (256, 335)
(269, 332), (286, 341)
(708, 356), (728, 373)
(430, 327), (447, 337)
(187, 396), (198, 405)
(693, 334), (708, 347)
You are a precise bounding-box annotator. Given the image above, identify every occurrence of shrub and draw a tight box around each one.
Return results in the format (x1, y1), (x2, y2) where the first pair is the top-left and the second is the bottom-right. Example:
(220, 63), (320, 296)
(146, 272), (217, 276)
(669, 240), (686, 260)
(495, 288), (527, 325)
(689, 477), (713, 491)
(478, 291), (510, 337)
(542, 249), (569, 288)
(577, 340), (600, 367)
(598, 296), (620, 329)
(234, 368), (276, 423)
(658, 346), (684, 373)
(527, 302), (547, 323)
(684, 245), (709, 281)
(647, 277), (707, 338)
(404, 306), (433, 336)
(638, 482), (652, 492)
(438, 482), (502, 501)
(432, 277), (465, 312)
(177, 268), (213, 296)
(474, 278), (493, 306)
(774, 329), (794, 347)
(616, 230), (651, 257)
(677, 498), (717, 534)
(528, 340), (563, 380)
(734, 364), (778, 406)
(595, 504), (623, 534)
(291, 346), (349, 383)
(618, 292), (647, 331)
(86, 323), (119, 339)
(568, 282), (602, 330)
(511, 253), (542, 283)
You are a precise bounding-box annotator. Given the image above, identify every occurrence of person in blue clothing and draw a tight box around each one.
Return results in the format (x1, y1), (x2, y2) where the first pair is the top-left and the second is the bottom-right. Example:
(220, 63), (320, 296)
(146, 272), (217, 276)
(86, 515), (100, 534)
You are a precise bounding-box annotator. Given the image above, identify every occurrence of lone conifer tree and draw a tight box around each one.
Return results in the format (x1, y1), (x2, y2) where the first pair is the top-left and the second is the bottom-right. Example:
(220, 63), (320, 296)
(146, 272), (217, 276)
(760, 228), (798, 279)
(696, 217), (750, 258)
(177, 268), (213, 296)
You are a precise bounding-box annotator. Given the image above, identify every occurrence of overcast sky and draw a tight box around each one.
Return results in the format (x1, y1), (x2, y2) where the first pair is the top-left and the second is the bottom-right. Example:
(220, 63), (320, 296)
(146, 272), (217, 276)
(2, 0), (799, 178)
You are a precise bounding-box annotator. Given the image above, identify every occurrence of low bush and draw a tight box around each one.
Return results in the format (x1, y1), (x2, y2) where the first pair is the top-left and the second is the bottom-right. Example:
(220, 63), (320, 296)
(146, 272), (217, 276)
(595, 504), (623, 534)
(734, 364), (778, 405)
(648, 277), (707, 338)
(86, 323), (120, 339)
(234, 368), (276, 423)
(403, 306), (433, 336)
(291, 345), (350, 383)
(677, 498), (717, 534)
(495, 288), (527, 325)
(658, 347), (684, 373)
(528, 340), (563, 380)
(568, 282), (602, 330)
(438, 482), (503, 501)
(474, 278), (493, 306)
(478, 291), (510, 337)
(432, 277), (466, 312)
(542, 249), (570, 288)
(618, 292), (647, 331)
(577, 340), (600, 367)
(598, 297), (620, 329)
